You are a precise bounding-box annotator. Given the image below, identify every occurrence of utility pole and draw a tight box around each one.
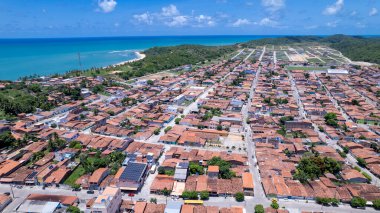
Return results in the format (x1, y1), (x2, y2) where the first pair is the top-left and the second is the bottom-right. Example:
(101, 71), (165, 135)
(10, 184), (14, 199)
(78, 52), (82, 69)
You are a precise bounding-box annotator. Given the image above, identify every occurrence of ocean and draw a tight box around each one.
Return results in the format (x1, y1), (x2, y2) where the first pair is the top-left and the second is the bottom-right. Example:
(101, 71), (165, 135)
(0, 35), (281, 80)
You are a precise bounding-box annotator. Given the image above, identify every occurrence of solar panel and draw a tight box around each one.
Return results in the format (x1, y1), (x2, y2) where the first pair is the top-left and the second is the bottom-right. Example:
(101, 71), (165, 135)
(120, 162), (147, 182)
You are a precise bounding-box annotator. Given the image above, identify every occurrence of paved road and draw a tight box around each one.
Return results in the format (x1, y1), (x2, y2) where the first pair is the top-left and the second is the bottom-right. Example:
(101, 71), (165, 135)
(231, 49), (246, 60)
(244, 49), (255, 61)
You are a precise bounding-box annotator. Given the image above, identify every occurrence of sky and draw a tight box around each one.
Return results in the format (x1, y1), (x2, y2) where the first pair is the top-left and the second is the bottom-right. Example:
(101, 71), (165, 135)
(0, 0), (379, 38)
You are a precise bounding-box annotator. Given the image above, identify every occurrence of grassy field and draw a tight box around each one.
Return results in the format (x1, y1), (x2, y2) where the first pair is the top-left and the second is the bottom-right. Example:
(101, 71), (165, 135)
(64, 165), (85, 187)
(286, 66), (327, 71)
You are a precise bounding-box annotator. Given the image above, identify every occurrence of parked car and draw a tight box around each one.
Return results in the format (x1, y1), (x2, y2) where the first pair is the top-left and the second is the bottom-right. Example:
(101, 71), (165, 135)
(87, 190), (95, 194)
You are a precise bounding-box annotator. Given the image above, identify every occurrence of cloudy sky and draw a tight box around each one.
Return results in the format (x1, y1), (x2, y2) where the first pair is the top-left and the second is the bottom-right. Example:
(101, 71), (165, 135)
(0, 0), (379, 38)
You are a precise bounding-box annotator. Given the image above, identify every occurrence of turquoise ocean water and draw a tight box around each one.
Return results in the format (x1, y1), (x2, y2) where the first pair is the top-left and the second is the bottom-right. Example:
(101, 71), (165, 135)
(0, 35), (280, 80)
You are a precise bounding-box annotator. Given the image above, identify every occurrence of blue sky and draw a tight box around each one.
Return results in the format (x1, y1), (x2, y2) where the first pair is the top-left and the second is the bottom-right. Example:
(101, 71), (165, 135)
(0, 0), (379, 38)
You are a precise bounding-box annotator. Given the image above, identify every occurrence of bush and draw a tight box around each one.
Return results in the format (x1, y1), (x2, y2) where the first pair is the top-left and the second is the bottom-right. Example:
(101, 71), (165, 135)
(200, 191), (209, 200)
(67, 206), (80, 213)
(356, 157), (367, 167)
(182, 191), (198, 200)
(150, 198), (157, 204)
(234, 192), (244, 202)
(154, 128), (161, 135)
(271, 199), (279, 209)
(361, 172), (372, 182)
(164, 126), (172, 133)
(373, 199), (380, 210)
(254, 204), (265, 213)
(350, 197), (366, 208)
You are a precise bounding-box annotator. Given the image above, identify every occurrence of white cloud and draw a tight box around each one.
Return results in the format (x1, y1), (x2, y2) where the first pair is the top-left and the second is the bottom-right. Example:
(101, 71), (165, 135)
(305, 25), (318, 30)
(133, 12), (153, 25)
(132, 4), (217, 28)
(165, 16), (188, 27)
(98, 0), (117, 13)
(258, 17), (278, 27)
(326, 20), (339, 27)
(323, 0), (344, 15)
(369, 8), (378, 16)
(261, 0), (285, 13)
(194, 15), (216, 27)
(356, 22), (366, 28)
(232, 18), (251, 27)
(350, 10), (357, 16)
(161, 4), (179, 17)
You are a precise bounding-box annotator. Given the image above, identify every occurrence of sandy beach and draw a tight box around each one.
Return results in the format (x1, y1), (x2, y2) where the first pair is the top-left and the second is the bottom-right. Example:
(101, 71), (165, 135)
(113, 51), (146, 67)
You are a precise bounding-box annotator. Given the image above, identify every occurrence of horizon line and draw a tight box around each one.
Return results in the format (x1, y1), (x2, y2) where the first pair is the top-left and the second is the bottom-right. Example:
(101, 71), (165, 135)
(1, 34), (380, 40)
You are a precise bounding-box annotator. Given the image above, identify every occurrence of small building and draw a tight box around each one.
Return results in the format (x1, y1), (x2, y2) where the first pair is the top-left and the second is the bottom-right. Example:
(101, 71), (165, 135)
(114, 162), (147, 191)
(327, 69), (349, 75)
(164, 201), (182, 213)
(89, 168), (110, 190)
(207, 166), (219, 178)
(91, 187), (122, 213)
(0, 194), (12, 212)
(341, 169), (368, 183)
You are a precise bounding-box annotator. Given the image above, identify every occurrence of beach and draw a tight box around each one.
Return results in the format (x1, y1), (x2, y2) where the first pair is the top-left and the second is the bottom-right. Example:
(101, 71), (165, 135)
(113, 51), (146, 66)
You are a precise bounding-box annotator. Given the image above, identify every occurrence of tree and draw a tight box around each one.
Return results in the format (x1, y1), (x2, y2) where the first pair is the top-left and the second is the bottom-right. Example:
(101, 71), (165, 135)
(304, 73), (310, 79)
(147, 80), (154, 85)
(189, 162), (204, 175)
(92, 84), (105, 94)
(357, 157), (367, 167)
(67, 206), (80, 213)
(50, 123), (57, 128)
(154, 128), (161, 135)
(164, 126), (172, 133)
(271, 199), (279, 209)
(200, 191), (209, 200)
(373, 199), (380, 210)
(324, 112), (339, 128)
(72, 184), (81, 191)
(162, 188), (171, 196)
(217, 125), (223, 131)
(182, 191), (198, 200)
(343, 146), (349, 154)
(208, 157), (235, 179)
(158, 167), (165, 174)
(0, 131), (17, 149)
(234, 192), (244, 202)
(175, 118), (181, 124)
(150, 198), (157, 204)
(351, 99), (360, 106)
(350, 197), (366, 208)
(293, 155), (342, 182)
(254, 204), (264, 213)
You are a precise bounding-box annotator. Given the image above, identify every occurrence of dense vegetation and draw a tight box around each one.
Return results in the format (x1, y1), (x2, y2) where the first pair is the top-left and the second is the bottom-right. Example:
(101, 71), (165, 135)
(116, 44), (236, 80)
(243, 35), (380, 64)
(0, 83), (55, 119)
(293, 155), (342, 183)
(207, 156), (235, 179)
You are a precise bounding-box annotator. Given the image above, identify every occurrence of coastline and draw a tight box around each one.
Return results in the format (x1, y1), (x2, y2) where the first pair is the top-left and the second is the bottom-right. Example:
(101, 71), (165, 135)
(113, 51), (146, 67)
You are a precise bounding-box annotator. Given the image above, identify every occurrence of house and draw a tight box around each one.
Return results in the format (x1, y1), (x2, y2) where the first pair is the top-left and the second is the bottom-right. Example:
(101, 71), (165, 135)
(91, 187), (122, 213)
(165, 201), (182, 213)
(207, 166), (219, 178)
(54, 148), (78, 161)
(341, 169), (368, 183)
(0, 194), (12, 212)
(114, 162), (147, 191)
(242, 172), (254, 196)
(89, 168), (110, 190)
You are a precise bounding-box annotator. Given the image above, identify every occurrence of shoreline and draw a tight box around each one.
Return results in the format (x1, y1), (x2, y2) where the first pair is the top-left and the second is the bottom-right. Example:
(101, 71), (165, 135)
(112, 51), (146, 67)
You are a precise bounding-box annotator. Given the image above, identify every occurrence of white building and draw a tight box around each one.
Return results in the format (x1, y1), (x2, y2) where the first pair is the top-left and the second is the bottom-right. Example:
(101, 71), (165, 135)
(327, 69), (349, 75)
(91, 187), (122, 213)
